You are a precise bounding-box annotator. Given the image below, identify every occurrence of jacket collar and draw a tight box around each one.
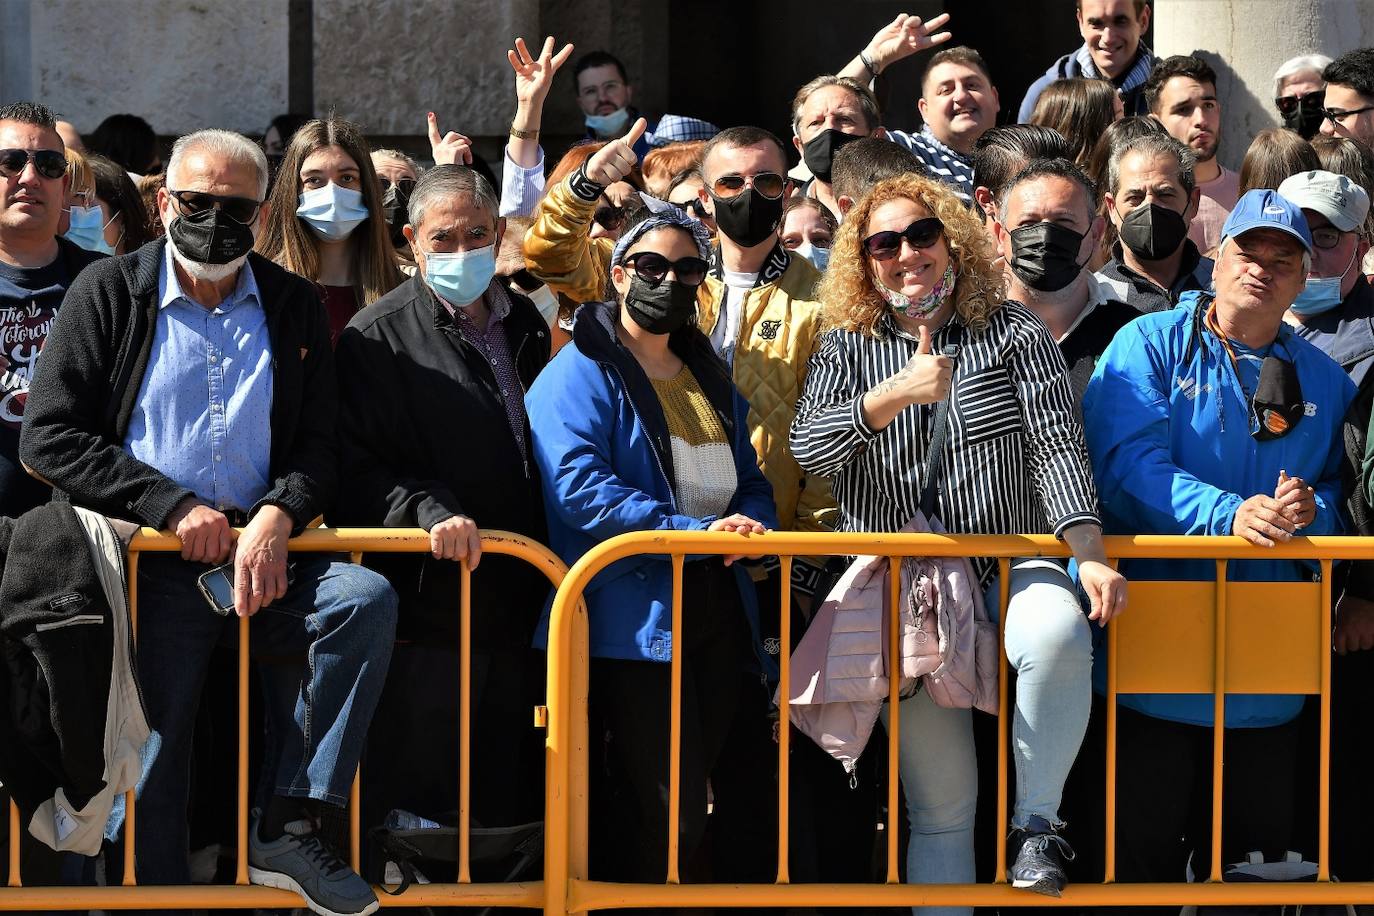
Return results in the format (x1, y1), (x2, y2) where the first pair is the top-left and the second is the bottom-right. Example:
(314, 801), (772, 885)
(1107, 238), (1210, 298)
(708, 242), (791, 287)
(1293, 277), (1374, 371)
(124, 239), (295, 318)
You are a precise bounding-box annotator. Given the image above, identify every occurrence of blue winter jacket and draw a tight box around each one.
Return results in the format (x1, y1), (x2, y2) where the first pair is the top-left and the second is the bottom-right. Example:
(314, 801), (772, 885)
(525, 301), (779, 663)
(1082, 292), (1355, 728)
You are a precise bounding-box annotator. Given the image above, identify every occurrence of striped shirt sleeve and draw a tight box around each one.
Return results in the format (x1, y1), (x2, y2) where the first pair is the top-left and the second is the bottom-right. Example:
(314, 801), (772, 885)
(790, 329), (879, 478)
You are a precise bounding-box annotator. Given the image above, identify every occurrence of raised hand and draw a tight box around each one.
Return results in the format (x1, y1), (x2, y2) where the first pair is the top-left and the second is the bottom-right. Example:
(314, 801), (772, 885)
(863, 12), (952, 73)
(584, 117), (647, 187)
(428, 112), (473, 166)
(508, 35), (574, 107)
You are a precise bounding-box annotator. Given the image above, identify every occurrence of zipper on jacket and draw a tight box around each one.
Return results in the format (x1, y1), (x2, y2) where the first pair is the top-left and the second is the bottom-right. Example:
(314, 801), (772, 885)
(604, 362), (678, 512)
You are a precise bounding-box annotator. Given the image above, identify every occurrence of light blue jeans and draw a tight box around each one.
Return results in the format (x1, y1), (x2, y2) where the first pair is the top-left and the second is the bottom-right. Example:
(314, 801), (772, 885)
(879, 558), (1092, 916)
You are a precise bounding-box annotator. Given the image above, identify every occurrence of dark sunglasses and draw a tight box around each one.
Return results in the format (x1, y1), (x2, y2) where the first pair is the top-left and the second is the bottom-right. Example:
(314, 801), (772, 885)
(622, 251), (709, 287)
(593, 202), (626, 232)
(671, 198), (708, 219)
(1324, 104), (1374, 124)
(710, 171), (786, 200)
(862, 217), (945, 260)
(1275, 89), (1325, 115)
(169, 189), (262, 225)
(0, 148), (67, 181)
(379, 176), (416, 196)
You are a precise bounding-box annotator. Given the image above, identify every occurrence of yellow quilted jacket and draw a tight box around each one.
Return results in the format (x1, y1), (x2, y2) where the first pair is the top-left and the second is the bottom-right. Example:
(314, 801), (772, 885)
(522, 176), (836, 532)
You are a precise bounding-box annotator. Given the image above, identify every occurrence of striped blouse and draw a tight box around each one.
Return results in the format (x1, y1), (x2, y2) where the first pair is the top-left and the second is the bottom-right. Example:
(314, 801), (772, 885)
(790, 301), (1100, 565)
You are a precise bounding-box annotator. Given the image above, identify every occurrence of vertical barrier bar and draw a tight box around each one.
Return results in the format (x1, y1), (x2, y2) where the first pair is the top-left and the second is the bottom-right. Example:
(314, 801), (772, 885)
(1210, 560), (1228, 882)
(571, 594), (591, 882)
(776, 556), (792, 884)
(666, 554), (685, 884)
(236, 612), (250, 885)
(459, 560), (472, 884)
(1105, 567), (1120, 884)
(7, 801), (19, 886)
(886, 556), (901, 884)
(351, 551), (365, 875)
(124, 549), (140, 887)
(995, 557), (1011, 883)
(1318, 559), (1333, 880)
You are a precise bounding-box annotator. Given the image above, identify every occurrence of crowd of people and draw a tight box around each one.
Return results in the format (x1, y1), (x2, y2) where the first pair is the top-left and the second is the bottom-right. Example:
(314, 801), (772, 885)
(5, 2), (1374, 915)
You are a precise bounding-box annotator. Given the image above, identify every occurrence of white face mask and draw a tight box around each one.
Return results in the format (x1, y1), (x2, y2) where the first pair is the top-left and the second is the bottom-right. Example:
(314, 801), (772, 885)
(522, 282), (560, 325)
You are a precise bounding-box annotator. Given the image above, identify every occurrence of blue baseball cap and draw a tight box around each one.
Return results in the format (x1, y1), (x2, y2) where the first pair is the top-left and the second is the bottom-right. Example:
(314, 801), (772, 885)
(1220, 188), (1313, 253)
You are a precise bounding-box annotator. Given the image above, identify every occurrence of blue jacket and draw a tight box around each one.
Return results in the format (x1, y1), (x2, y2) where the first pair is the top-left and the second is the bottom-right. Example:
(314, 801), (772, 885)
(525, 302), (779, 663)
(1082, 292), (1355, 728)
(1017, 47), (1154, 123)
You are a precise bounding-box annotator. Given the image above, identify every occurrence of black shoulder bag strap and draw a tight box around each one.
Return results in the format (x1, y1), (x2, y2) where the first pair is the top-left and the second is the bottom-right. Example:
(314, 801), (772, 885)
(918, 323), (964, 520)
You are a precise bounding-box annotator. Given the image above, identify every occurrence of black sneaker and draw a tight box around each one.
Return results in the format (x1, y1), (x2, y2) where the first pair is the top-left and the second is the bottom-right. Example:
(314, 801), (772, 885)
(1008, 815), (1075, 897)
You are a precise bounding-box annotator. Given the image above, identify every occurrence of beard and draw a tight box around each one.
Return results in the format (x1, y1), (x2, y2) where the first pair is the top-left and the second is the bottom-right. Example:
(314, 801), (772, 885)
(168, 240), (249, 282)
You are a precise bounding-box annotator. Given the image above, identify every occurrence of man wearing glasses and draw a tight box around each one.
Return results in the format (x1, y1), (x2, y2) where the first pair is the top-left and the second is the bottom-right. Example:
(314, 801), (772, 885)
(21, 128), (397, 916)
(1320, 49), (1374, 151)
(573, 49), (655, 160)
(0, 102), (104, 521)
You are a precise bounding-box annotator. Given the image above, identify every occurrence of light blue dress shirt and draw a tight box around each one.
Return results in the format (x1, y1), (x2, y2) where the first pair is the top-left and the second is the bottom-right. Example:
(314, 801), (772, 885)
(123, 245), (273, 513)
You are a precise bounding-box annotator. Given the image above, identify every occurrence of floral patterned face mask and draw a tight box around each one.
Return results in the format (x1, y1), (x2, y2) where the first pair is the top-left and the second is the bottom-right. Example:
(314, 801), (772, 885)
(876, 261), (956, 319)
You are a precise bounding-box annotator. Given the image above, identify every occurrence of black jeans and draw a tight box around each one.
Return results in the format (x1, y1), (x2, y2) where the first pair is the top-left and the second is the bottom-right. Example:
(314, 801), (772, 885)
(589, 560), (749, 886)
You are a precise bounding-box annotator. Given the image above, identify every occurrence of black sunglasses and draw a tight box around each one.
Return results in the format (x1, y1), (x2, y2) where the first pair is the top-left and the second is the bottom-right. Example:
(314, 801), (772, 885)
(1275, 89), (1325, 115)
(671, 198), (708, 219)
(862, 217), (945, 260)
(710, 171), (786, 200)
(170, 189), (262, 225)
(1323, 104), (1374, 124)
(379, 176), (417, 196)
(0, 148), (67, 181)
(622, 251), (709, 287)
(594, 202), (626, 232)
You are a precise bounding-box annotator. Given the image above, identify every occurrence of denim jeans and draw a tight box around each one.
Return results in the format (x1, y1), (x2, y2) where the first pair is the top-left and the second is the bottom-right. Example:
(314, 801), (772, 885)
(881, 558), (1092, 916)
(128, 554), (397, 885)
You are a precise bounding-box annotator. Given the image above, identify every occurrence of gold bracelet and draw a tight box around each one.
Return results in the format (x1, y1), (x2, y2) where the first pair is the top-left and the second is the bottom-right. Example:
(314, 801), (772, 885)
(509, 124), (539, 140)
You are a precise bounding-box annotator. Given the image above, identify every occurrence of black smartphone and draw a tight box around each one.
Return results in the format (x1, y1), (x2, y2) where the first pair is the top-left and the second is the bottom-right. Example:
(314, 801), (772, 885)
(197, 562), (296, 616)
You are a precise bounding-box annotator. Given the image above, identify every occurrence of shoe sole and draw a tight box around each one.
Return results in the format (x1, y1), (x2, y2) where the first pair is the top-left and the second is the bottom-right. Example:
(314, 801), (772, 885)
(248, 865), (380, 916)
(1011, 875), (1064, 897)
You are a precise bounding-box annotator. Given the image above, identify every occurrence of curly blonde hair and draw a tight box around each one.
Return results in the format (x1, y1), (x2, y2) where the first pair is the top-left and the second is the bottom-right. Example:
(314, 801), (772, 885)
(819, 173), (1004, 337)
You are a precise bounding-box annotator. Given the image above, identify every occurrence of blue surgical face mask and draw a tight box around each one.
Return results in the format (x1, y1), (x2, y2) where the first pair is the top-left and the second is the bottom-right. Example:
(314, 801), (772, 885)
(1290, 248), (1357, 317)
(296, 182), (369, 241)
(585, 107), (630, 138)
(423, 244), (497, 306)
(793, 241), (830, 272)
(64, 204), (117, 255)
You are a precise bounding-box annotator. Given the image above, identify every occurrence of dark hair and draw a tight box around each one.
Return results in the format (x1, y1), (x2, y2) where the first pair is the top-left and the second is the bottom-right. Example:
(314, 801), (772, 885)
(573, 50), (629, 86)
(87, 114), (159, 174)
(1106, 131), (1196, 200)
(1086, 116), (1168, 257)
(1312, 136), (1374, 241)
(265, 113), (312, 146)
(86, 152), (153, 252)
(1238, 127), (1322, 196)
(831, 137), (925, 204)
(1029, 78), (1120, 168)
(999, 158), (1098, 222)
(1075, 0), (1149, 14)
(667, 167), (703, 196)
(136, 172), (165, 239)
(1143, 55), (1218, 114)
(1324, 48), (1374, 100)
(0, 101), (57, 130)
(920, 46), (994, 96)
(972, 125), (1070, 206)
(700, 126), (790, 176)
(782, 194), (838, 236)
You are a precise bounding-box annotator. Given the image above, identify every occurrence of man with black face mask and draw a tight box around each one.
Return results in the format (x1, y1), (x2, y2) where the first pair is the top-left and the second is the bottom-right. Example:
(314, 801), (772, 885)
(1096, 132), (1215, 313)
(993, 158), (1140, 401)
(790, 76), (884, 218)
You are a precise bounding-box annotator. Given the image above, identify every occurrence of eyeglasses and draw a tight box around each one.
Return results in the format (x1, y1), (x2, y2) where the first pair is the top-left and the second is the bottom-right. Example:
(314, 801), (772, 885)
(169, 189), (262, 225)
(671, 198), (708, 219)
(622, 251), (710, 287)
(593, 201), (626, 232)
(1323, 104), (1374, 124)
(378, 176), (416, 196)
(0, 148), (68, 181)
(1311, 226), (1347, 250)
(862, 217), (945, 260)
(1275, 89), (1325, 115)
(710, 171), (786, 200)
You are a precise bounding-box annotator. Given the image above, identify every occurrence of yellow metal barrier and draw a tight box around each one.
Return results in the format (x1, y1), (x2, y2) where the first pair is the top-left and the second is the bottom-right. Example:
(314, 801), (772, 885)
(541, 531), (1374, 913)
(2, 528), (567, 911)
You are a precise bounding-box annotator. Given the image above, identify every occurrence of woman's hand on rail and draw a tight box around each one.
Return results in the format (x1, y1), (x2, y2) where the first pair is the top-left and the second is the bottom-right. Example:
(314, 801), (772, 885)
(708, 514), (768, 566)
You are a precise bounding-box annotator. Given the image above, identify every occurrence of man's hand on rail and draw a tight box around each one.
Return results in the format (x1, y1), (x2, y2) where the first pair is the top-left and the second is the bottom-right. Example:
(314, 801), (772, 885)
(167, 496), (233, 565)
(1232, 494), (1296, 547)
(1274, 471), (1317, 530)
(708, 513), (768, 566)
(233, 505), (293, 617)
(1335, 593), (1374, 655)
(430, 514), (483, 569)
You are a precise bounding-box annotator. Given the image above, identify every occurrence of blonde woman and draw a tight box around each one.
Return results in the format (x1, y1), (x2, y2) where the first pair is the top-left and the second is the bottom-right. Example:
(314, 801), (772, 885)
(790, 173), (1125, 905)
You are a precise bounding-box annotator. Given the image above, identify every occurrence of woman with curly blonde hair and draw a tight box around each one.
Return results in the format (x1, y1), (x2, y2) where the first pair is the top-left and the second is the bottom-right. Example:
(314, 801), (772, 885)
(791, 172), (1121, 905)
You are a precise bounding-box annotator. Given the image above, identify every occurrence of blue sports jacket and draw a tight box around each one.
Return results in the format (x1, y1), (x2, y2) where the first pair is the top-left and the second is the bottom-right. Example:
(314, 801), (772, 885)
(1082, 292), (1355, 727)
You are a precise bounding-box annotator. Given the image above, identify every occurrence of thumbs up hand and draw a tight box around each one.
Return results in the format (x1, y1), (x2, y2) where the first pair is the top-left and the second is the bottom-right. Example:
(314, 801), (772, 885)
(584, 117), (647, 187)
(890, 324), (954, 405)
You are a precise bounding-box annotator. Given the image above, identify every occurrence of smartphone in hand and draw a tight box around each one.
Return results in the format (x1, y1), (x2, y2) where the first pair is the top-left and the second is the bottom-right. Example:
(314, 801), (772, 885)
(197, 562), (296, 616)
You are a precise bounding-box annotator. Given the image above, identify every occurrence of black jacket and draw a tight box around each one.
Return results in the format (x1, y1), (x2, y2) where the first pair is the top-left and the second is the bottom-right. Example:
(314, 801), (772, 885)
(329, 276), (551, 647)
(19, 240), (338, 532)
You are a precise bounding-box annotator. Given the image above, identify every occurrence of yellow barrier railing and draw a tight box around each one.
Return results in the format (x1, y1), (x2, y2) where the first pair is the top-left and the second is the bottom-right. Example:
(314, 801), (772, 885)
(541, 531), (1374, 913)
(2, 528), (568, 911)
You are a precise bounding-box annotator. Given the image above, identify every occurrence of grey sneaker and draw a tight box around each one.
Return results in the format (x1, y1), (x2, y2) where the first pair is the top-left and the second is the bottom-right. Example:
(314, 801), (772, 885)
(249, 811), (378, 916)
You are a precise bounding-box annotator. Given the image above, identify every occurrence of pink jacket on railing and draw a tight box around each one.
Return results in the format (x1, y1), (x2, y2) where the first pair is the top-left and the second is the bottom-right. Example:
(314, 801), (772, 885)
(779, 514), (999, 774)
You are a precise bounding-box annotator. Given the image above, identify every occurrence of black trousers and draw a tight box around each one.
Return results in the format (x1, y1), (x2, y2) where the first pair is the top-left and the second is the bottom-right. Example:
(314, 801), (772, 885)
(589, 560), (749, 886)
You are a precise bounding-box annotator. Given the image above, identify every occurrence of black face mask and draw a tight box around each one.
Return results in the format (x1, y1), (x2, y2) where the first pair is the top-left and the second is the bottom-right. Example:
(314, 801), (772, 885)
(710, 187), (783, 249)
(382, 184), (410, 248)
(624, 276), (699, 335)
(1282, 107), (1326, 141)
(167, 209), (256, 265)
(1007, 222), (1087, 292)
(1251, 353), (1305, 441)
(1118, 201), (1190, 262)
(801, 128), (862, 185)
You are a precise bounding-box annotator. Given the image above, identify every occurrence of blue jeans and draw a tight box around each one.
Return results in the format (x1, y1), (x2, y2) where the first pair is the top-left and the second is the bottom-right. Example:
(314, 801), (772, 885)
(880, 558), (1092, 916)
(128, 554), (397, 885)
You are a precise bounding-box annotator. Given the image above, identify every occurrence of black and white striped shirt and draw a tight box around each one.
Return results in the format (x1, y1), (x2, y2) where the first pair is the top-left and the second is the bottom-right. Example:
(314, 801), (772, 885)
(790, 301), (1100, 563)
(887, 126), (974, 204)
